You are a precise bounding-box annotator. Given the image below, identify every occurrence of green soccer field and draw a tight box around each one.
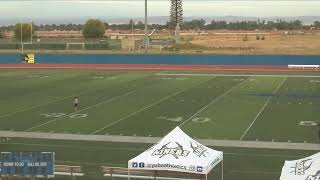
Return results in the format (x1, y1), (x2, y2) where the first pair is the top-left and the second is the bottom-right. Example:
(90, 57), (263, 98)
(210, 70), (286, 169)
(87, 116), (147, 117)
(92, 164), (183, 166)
(1, 69), (320, 180)
(1, 69), (320, 143)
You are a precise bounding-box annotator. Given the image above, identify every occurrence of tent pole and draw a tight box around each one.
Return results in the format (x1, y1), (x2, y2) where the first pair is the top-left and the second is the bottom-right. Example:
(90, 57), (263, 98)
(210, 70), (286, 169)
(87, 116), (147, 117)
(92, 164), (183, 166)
(221, 160), (224, 180)
(206, 174), (207, 180)
(128, 168), (130, 180)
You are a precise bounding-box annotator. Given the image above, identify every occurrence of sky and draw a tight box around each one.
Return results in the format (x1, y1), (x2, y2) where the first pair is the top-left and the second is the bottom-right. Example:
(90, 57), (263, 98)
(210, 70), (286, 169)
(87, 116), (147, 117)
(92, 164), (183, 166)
(0, 1), (319, 19)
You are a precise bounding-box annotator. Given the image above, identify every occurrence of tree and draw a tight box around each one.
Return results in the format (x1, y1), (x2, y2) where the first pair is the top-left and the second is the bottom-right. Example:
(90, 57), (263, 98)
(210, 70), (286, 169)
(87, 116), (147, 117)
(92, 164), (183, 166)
(82, 19), (106, 39)
(0, 32), (3, 39)
(169, 0), (183, 29)
(314, 21), (320, 28)
(182, 19), (206, 30)
(14, 23), (35, 41)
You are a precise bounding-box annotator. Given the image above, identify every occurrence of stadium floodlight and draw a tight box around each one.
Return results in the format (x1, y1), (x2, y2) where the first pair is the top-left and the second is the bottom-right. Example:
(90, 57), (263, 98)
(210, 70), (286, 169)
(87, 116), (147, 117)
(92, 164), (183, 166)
(20, 20), (33, 54)
(30, 21), (33, 44)
(144, 0), (149, 54)
(20, 19), (23, 54)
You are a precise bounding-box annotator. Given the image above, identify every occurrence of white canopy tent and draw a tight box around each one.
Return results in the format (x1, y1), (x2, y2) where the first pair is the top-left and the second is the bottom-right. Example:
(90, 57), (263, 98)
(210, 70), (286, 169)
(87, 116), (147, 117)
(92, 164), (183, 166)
(128, 127), (223, 180)
(279, 152), (320, 180)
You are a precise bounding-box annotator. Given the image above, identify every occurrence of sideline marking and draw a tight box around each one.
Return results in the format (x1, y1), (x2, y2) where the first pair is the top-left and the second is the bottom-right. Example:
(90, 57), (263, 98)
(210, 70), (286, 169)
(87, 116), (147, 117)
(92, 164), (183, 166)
(90, 77), (216, 134)
(24, 81), (165, 132)
(179, 77), (248, 126)
(240, 77), (287, 140)
(1, 131), (319, 150)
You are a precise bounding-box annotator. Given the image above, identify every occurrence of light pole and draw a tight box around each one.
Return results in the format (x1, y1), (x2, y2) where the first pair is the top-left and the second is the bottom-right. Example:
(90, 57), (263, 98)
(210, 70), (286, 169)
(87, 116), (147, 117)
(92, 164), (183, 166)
(144, 0), (148, 54)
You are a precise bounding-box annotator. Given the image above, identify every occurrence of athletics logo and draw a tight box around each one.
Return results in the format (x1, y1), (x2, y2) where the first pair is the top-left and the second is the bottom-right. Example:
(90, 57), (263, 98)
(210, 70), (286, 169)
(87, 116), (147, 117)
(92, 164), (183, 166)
(190, 142), (208, 157)
(290, 159), (312, 175)
(152, 142), (190, 159)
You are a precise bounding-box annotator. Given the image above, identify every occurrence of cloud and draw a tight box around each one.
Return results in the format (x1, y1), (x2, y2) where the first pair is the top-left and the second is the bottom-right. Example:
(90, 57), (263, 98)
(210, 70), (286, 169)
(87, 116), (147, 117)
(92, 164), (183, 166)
(0, 0), (319, 19)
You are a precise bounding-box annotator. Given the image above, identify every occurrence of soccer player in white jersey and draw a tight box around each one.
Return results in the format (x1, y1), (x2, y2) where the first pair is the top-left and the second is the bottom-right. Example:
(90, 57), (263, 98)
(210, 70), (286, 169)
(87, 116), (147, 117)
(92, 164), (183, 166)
(74, 97), (79, 111)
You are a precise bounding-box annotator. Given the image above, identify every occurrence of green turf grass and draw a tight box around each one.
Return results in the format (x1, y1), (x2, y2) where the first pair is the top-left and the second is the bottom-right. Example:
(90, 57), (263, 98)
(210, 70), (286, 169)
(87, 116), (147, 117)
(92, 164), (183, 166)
(1, 69), (320, 142)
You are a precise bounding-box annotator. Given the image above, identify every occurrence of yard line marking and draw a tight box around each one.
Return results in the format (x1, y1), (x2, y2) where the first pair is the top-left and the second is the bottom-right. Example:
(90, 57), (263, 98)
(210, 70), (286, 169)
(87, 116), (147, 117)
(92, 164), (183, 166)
(24, 81), (166, 132)
(0, 72), (131, 118)
(157, 73), (320, 78)
(90, 77), (216, 134)
(240, 77), (288, 141)
(179, 77), (248, 126)
(0, 90), (92, 119)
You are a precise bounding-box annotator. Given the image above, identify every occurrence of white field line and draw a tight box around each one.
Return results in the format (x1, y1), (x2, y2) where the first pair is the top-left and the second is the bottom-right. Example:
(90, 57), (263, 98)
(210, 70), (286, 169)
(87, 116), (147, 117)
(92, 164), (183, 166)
(240, 77), (288, 140)
(2, 142), (305, 158)
(1, 131), (320, 150)
(90, 77), (216, 134)
(24, 81), (165, 132)
(179, 78), (248, 126)
(0, 90), (92, 119)
(157, 73), (320, 78)
(0, 72), (128, 118)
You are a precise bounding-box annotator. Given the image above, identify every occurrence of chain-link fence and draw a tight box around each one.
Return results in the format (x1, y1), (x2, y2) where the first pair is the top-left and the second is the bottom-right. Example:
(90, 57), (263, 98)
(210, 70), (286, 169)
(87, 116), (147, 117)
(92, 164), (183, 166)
(0, 38), (121, 51)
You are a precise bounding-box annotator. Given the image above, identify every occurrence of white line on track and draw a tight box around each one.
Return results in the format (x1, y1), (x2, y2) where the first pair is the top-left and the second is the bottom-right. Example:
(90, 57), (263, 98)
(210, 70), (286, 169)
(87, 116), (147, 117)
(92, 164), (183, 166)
(179, 77), (248, 126)
(240, 77), (288, 140)
(157, 73), (320, 78)
(90, 77), (216, 134)
(24, 81), (165, 132)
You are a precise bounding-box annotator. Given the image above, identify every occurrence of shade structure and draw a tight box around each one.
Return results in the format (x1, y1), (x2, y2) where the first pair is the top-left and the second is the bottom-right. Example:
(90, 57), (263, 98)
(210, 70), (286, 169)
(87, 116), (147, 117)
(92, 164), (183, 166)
(280, 152), (320, 180)
(128, 127), (223, 175)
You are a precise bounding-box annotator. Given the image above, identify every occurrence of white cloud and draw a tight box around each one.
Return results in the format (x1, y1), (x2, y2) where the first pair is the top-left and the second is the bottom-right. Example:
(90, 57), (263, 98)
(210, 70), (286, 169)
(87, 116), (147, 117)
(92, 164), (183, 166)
(0, 1), (319, 19)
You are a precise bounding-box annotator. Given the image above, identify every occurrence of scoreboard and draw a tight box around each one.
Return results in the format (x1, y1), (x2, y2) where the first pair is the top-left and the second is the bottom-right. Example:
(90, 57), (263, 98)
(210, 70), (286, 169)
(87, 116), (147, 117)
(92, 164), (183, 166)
(0, 152), (54, 178)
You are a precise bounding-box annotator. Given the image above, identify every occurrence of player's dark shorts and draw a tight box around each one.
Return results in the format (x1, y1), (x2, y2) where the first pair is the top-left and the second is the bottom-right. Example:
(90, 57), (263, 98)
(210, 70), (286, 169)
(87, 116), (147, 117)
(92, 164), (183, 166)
(74, 103), (78, 107)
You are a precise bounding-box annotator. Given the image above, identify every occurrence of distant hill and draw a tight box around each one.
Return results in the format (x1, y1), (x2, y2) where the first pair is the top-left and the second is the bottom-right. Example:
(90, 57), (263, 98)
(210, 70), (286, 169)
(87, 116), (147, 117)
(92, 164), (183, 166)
(0, 16), (319, 26)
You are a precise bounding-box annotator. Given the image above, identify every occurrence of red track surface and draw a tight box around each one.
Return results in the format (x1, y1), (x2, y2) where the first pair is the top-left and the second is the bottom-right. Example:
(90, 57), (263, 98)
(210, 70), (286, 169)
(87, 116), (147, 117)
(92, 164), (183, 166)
(0, 64), (319, 71)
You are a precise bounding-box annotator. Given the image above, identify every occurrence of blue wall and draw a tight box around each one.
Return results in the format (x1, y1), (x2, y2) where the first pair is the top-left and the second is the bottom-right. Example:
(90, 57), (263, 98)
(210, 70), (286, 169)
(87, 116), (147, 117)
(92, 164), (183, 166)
(0, 54), (319, 66)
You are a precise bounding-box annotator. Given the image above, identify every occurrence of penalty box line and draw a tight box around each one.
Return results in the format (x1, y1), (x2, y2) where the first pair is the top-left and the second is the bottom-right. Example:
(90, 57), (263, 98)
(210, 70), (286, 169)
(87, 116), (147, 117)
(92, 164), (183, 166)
(24, 80), (167, 132)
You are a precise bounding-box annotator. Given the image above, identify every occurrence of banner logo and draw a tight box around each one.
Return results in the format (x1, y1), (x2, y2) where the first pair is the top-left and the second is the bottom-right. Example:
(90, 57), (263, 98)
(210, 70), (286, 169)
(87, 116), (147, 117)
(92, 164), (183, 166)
(152, 142), (190, 159)
(132, 162), (145, 168)
(290, 159), (312, 175)
(197, 166), (203, 172)
(190, 142), (208, 157)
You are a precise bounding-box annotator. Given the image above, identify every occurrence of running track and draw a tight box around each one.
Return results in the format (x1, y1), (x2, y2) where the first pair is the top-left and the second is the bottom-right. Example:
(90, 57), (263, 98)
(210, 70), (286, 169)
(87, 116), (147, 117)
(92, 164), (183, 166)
(0, 64), (319, 71)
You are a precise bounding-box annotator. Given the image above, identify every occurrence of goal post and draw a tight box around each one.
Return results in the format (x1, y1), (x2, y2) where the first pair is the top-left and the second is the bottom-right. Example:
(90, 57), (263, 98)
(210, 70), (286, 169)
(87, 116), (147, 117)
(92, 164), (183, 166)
(66, 42), (85, 50)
